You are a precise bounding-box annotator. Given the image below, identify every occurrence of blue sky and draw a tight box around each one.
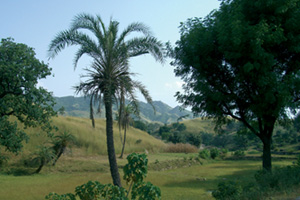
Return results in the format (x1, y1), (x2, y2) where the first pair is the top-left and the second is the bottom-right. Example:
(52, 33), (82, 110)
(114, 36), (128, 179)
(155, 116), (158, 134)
(0, 0), (220, 108)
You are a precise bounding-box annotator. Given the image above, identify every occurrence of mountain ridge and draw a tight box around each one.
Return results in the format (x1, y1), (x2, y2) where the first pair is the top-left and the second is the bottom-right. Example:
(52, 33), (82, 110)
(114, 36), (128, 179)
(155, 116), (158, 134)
(53, 96), (192, 124)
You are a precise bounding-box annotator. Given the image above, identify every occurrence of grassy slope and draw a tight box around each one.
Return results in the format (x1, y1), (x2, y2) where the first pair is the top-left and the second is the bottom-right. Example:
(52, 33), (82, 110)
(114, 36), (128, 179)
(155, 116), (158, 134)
(22, 116), (166, 156)
(182, 118), (216, 134)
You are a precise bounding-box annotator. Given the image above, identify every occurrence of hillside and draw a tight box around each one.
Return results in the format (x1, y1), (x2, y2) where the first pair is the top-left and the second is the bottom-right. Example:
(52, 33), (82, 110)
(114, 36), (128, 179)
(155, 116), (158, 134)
(21, 116), (166, 156)
(53, 96), (192, 124)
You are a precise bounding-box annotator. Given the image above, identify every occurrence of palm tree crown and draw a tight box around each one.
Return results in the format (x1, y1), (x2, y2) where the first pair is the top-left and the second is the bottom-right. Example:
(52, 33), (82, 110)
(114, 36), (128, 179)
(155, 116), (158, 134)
(48, 13), (165, 187)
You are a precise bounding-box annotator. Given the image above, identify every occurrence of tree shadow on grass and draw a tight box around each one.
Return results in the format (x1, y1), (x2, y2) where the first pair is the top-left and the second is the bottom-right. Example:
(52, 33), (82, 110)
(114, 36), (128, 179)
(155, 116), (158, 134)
(163, 167), (257, 192)
(1, 166), (36, 176)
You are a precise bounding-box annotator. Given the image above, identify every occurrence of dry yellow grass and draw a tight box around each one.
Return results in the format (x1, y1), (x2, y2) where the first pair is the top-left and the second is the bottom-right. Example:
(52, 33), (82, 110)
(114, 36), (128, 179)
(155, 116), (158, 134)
(21, 116), (166, 156)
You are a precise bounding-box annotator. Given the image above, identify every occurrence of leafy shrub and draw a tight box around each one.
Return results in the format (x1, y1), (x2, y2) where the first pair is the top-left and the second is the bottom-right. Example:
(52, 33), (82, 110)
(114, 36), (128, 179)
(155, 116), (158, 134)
(185, 132), (202, 147)
(198, 149), (210, 159)
(219, 148), (228, 159)
(165, 143), (198, 153)
(45, 192), (76, 200)
(210, 148), (220, 159)
(232, 150), (245, 159)
(131, 182), (161, 200)
(212, 181), (242, 200)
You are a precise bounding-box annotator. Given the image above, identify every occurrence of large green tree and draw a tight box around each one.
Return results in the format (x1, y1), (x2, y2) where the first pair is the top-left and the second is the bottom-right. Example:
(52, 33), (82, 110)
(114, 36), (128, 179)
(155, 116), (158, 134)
(0, 38), (56, 156)
(171, 0), (300, 171)
(48, 13), (164, 186)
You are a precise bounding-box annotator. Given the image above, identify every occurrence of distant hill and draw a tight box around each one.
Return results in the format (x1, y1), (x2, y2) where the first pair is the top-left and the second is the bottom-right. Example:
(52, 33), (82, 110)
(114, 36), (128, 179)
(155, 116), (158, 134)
(53, 96), (192, 124)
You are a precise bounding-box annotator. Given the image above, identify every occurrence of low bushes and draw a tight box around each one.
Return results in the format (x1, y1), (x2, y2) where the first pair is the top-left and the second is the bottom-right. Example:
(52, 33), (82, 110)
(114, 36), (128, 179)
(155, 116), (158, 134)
(198, 148), (228, 160)
(212, 164), (300, 200)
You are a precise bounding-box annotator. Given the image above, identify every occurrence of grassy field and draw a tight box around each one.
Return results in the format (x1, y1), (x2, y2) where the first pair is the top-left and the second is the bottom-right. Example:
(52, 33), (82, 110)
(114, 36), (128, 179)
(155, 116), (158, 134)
(1, 116), (300, 199)
(0, 152), (297, 200)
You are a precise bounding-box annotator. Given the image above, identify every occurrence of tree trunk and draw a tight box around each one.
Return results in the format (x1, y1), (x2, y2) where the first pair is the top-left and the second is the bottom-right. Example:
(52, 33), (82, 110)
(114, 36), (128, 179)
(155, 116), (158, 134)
(262, 135), (272, 172)
(35, 160), (44, 174)
(120, 127), (127, 159)
(105, 97), (122, 187)
(52, 147), (64, 166)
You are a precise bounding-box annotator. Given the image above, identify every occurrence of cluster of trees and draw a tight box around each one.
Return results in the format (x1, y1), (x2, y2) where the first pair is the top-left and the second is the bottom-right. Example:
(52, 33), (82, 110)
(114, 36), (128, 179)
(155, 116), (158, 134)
(156, 123), (202, 147)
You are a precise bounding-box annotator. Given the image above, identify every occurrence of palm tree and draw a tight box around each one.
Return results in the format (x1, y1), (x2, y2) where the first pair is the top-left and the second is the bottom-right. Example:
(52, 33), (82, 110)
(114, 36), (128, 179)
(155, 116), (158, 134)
(118, 104), (134, 159)
(32, 146), (56, 174)
(52, 131), (75, 166)
(48, 13), (164, 187)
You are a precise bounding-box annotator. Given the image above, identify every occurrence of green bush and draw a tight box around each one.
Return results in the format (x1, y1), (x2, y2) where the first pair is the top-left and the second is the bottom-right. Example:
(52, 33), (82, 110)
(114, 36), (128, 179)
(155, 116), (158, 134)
(210, 148), (220, 159)
(219, 148), (228, 159)
(232, 150), (245, 159)
(212, 181), (242, 200)
(212, 166), (300, 200)
(198, 149), (210, 159)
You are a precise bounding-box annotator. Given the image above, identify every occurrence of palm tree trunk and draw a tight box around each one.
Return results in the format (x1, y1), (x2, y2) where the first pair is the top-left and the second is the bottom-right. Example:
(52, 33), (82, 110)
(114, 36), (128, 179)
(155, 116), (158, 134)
(53, 147), (64, 166)
(36, 160), (45, 174)
(120, 127), (127, 159)
(105, 96), (122, 187)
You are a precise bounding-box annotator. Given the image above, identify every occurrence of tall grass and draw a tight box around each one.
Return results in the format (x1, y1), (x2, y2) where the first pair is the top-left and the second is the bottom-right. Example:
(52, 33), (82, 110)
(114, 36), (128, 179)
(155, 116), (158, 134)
(22, 116), (166, 156)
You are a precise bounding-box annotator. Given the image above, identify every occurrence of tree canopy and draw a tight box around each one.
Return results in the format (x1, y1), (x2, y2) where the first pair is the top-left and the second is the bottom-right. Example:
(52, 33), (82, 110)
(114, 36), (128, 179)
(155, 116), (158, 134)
(0, 38), (56, 155)
(171, 0), (300, 171)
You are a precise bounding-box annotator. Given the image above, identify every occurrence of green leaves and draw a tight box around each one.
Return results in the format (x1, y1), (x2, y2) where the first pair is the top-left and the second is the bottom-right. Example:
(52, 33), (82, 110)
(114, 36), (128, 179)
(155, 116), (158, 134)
(0, 38), (56, 155)
(45, 192), (76, 200)
(123, 153), (148, 184)
(171, 0), (300, 171)
(131, 182), (161, 200)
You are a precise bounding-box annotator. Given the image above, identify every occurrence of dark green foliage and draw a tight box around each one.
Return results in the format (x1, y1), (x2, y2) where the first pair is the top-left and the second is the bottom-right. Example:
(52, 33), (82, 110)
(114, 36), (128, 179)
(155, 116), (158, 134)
(212, 181), (242, 200)
(45, 192), (76, 200)
(158, 123), (201, 147)
(0, 38), (56, 155)
(75, 181), (128, 200)
(185, 132), (202, 147)
(0, 117), (28, 154)
(212, 133), (232, 149)
(219, 148), (229, 159)
(210, 148), (220, 159)
(131, 182), (161, 200)
(123, 153), (148, 183)
(200, 131), (214, 146)
(168, 131), (185, 144)
(198, 149), (210, 159)
(232, 150), (245, 159)
(133, 121), (147, 132)
(171, 0), (300, 171)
